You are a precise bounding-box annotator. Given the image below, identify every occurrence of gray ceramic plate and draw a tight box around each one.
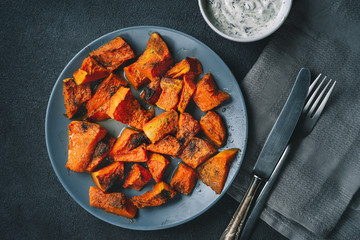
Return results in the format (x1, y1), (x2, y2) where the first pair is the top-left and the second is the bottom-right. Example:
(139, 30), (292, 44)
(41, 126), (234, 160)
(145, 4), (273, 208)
(45, 26), (248, 230)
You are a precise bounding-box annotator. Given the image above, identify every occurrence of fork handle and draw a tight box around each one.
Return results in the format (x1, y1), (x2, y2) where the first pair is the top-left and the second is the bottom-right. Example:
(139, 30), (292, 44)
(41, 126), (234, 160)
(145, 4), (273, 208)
(220, 175), (263, 240)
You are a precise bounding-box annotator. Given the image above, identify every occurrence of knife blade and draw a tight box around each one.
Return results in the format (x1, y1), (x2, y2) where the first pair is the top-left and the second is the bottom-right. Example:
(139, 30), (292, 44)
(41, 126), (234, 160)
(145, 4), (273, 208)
(220, 68), (310, 240)
(253, 68), (310, 179)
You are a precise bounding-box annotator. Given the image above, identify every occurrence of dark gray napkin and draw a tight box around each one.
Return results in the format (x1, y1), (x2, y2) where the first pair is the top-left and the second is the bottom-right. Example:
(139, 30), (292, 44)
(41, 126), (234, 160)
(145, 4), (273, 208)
(228, 0), (360, 239)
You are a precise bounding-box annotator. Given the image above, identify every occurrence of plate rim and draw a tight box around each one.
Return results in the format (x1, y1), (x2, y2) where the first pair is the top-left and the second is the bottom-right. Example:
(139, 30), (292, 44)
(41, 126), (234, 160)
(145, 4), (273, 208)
(45, 25), (248, 230)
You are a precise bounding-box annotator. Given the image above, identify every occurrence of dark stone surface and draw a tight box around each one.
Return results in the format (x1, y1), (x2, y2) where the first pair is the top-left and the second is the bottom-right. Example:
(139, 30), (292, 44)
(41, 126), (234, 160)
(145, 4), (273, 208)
(0, 0), (287, 239)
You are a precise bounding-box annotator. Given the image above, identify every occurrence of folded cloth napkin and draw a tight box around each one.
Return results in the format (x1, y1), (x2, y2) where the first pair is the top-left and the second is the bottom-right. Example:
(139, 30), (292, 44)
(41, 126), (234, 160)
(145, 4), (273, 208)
(228, 0), (360, 239)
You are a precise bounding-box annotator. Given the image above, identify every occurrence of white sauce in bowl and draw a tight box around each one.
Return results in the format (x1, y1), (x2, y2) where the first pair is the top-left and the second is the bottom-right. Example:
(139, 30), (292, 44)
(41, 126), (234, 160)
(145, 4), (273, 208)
(206, 0), (286, 38)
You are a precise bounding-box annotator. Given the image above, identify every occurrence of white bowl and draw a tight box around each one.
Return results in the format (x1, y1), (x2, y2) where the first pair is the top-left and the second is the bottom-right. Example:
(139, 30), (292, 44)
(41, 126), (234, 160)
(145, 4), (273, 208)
(198, 0), (292, 42)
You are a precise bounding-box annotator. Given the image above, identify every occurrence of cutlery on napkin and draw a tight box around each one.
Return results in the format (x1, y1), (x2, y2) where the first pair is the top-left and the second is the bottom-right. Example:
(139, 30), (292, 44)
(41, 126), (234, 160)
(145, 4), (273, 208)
(227, 0), (360, 239)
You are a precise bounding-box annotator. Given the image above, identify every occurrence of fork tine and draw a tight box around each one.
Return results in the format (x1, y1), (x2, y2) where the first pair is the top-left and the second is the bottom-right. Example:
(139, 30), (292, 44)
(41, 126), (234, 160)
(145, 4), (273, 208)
(307, 73), (322, 96)
(303, 75), (327, 114)
(308, 79), (333, 117)
(310, 80), (336, 120)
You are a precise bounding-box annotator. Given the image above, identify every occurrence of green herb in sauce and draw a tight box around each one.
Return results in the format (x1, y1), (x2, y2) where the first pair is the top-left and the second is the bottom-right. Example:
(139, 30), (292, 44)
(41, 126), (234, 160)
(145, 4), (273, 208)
(207, 0), (285, 38)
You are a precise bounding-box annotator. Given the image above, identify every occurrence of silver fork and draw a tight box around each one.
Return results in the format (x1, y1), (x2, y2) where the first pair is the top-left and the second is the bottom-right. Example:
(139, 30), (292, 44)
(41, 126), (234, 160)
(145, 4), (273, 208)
(238, 73), (336, 240)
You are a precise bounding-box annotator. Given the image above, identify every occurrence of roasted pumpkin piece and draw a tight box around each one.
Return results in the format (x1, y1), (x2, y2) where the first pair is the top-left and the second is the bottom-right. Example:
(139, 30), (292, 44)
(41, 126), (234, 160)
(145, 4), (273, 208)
(165, 57), (203, 79)
(140, 78), (162, 105)
(89, 186), (137, 218)
(136, 33), (173, 81)
(193, 73), (230, 112)
(86, 73), (127, 121)
(156, 78), (183, 111)
(113, 144), (148, 162)
(132, 182), (176, 208)
(86, 134), (116, 172)
(63, 78), (91, 119)
(197, 148), (239, 194)
(108, 87), (154, 130)
(109, 128), (148, 158)
(73, 56), (109, 85)
(143, 109), (178, 143)
(200, 111), (227, 148)
(123, 163), (152, 191)
(176, 113), (200, 150)
(89, 36), (135, 72)
(170, 163), (197, 195)
(146, 135), (181, 157)
(90, 162), (124, 192)
(66, 121), (107, 172)
(124, 63), (150, 90)
(146, 153), (170, 183)
(179, 137), (217, 169)
(177, 74), (196, 113)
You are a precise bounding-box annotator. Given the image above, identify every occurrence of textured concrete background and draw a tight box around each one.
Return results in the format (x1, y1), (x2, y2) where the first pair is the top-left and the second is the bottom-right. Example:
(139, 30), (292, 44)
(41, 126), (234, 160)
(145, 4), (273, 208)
(0, 0), (287, 239)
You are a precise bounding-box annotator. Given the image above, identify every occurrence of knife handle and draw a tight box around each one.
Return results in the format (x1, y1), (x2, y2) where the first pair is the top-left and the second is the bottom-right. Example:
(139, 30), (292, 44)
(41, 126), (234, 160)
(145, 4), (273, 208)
(239, 145), (291, 240)
(220, 175), (263, 240)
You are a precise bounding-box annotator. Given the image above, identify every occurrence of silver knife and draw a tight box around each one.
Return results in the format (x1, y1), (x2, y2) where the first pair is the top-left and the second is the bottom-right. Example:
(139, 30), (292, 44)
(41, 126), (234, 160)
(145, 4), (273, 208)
(220, 68), (310, 240)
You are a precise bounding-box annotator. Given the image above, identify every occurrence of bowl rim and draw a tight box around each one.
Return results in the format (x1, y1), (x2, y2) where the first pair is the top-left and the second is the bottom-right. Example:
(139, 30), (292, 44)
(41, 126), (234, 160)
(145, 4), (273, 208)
(198, 0), (293, 42)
